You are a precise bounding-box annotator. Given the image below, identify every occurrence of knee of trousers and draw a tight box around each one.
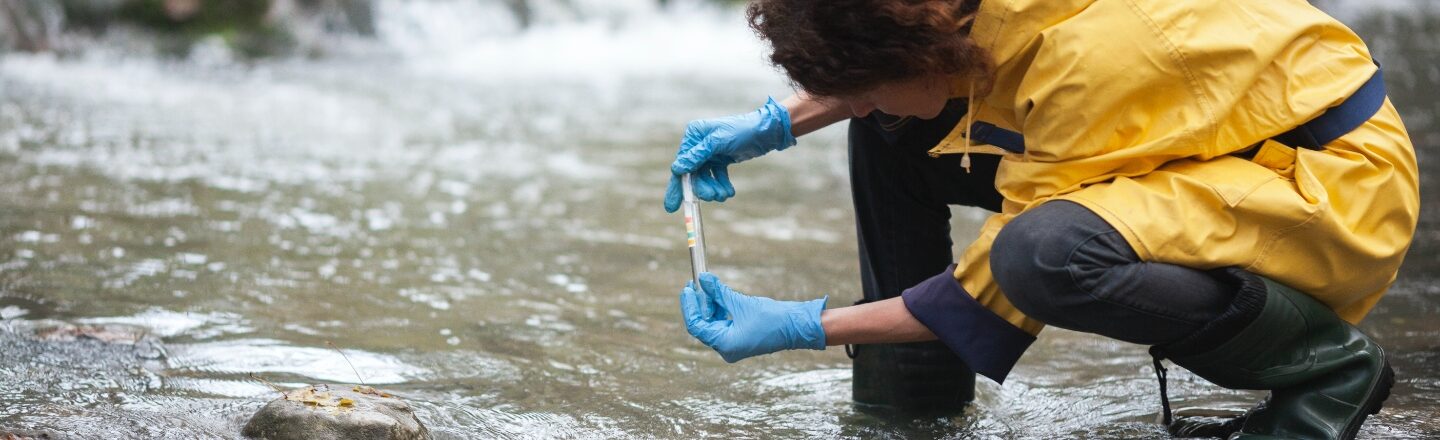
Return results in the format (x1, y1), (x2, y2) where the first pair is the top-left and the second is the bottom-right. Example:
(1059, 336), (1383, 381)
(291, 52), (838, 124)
(990, 201), (1110, 324)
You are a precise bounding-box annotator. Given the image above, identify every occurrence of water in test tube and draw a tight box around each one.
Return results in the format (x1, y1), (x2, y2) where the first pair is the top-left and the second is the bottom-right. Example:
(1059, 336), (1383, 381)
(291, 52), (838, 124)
(681, 174), (707, 291)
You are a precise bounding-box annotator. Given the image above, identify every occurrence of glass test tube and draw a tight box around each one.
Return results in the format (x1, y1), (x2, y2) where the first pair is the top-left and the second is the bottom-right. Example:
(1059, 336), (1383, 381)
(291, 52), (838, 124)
(681, 174), (708, 291)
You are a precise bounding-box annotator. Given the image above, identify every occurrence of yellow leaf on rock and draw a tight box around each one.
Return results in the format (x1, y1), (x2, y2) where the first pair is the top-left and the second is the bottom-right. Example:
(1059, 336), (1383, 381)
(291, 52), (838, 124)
(352, 385), (393, 398)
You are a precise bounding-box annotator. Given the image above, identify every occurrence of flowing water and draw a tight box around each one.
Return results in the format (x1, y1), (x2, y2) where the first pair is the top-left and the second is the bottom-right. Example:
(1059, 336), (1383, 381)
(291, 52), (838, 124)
(0, 1), (1436, 438)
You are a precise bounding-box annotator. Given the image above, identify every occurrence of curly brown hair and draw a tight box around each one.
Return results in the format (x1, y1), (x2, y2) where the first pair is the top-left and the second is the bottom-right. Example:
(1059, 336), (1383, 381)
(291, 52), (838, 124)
(746, 0), (989, 97)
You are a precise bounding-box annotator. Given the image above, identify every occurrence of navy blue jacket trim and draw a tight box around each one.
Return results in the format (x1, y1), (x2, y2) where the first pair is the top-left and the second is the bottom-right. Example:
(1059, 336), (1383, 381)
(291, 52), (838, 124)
(969, 121), (1026, 154)
(966, 67), (1386, 155)
(1273, 67), (1386, 150)
(901, 265), (1037, 384)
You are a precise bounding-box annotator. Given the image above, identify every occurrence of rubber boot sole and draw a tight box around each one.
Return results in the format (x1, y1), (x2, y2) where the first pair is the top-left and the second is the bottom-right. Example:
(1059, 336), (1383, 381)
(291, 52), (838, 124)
(1338, 359), (1394, 440)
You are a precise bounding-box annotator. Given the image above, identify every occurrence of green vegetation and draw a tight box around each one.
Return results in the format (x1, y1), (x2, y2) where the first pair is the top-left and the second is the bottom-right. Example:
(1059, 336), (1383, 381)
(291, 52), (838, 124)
(60, 0), (288, 57)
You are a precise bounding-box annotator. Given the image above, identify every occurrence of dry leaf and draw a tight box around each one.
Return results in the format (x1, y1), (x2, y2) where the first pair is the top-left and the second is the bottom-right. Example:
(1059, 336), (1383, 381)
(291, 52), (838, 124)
(282, 386), (355, 414)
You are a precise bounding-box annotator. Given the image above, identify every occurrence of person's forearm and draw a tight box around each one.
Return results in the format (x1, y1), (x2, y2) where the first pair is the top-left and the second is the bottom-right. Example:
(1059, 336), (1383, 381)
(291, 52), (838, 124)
(781, 93), (851, 138)
(819, 296), (938, 346)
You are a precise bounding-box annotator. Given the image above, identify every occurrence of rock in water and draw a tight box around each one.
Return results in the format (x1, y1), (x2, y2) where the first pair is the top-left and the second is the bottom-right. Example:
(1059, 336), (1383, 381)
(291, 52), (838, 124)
(242, 385), (428, 440)
(0, 428), (62, 440)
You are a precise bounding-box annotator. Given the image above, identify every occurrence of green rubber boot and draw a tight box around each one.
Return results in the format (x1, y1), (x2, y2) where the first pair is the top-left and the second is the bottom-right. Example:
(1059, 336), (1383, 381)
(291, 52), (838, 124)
(851, 341), (974, 416)
(1154, 268), (1393, 440)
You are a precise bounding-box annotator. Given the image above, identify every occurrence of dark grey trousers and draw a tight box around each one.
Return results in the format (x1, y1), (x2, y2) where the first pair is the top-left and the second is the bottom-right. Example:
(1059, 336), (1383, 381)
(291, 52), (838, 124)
(990, 201), (1237, 344)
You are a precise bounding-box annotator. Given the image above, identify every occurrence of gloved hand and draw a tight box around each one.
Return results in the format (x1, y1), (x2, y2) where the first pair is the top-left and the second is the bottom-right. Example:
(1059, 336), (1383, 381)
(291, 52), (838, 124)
(663, 97), (797, 213)
(680, 272), (827, 363)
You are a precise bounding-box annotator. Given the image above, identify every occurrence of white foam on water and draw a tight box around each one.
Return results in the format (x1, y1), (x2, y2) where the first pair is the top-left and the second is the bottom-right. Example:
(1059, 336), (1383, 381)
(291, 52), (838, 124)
(0, 306), (29, 320)
(0, 0), (780, 198)
(375, 0), (774, 83)
(173, 338), (418, 384)
(76, 307), (253, 339)
(726, 216), (843, 244)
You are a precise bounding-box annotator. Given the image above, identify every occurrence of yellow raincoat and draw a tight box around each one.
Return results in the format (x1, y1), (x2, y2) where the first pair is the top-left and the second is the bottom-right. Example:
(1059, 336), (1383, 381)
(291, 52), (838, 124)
(930, 0), (1420, 337)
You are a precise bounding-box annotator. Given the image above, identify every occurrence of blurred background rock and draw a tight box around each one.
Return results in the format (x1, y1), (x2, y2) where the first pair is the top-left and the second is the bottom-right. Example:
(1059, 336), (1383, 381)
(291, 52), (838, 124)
(0, 0), (745, 58)
(2, 0), (374, 58)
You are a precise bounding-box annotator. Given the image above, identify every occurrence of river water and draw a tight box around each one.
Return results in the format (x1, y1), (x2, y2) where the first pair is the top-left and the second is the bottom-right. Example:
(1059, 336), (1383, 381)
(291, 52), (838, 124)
(0, 1), (1435, 438)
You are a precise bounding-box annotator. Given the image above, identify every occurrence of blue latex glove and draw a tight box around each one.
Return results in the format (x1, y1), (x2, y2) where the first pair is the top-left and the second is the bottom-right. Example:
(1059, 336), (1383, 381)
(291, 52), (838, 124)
(680, 272), (827, 363)
(663, 97), (798, 213)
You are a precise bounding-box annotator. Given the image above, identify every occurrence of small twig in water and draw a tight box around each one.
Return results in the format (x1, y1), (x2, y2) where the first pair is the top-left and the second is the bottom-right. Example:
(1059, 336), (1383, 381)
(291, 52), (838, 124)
(249, 372), (288, 397)
(326, 340), (367, 386)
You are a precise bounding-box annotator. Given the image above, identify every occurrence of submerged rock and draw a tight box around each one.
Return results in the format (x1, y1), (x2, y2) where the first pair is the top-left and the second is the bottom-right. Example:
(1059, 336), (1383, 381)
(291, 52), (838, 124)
(0, 428), (63, 440)
(30, 320), (145, 343)
(243, 385), (428, 440)
(16, 319), (166, 360)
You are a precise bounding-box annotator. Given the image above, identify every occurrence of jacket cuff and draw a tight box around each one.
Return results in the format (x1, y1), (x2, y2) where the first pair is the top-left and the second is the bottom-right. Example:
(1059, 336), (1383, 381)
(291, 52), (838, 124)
(901, 264), (1036, 383)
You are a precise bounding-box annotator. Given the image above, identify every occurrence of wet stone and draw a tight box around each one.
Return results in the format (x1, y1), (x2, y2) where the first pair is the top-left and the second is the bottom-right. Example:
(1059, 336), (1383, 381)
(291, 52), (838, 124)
(19, 320), (165, 360)
(0, 429), (63, 440)
(243, 385), (428, 440)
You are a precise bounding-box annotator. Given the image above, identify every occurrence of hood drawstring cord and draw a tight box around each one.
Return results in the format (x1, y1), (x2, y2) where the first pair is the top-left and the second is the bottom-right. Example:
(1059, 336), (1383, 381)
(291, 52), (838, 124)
(1151, 348), (1175, 426)
(962, 82), (975, 173)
